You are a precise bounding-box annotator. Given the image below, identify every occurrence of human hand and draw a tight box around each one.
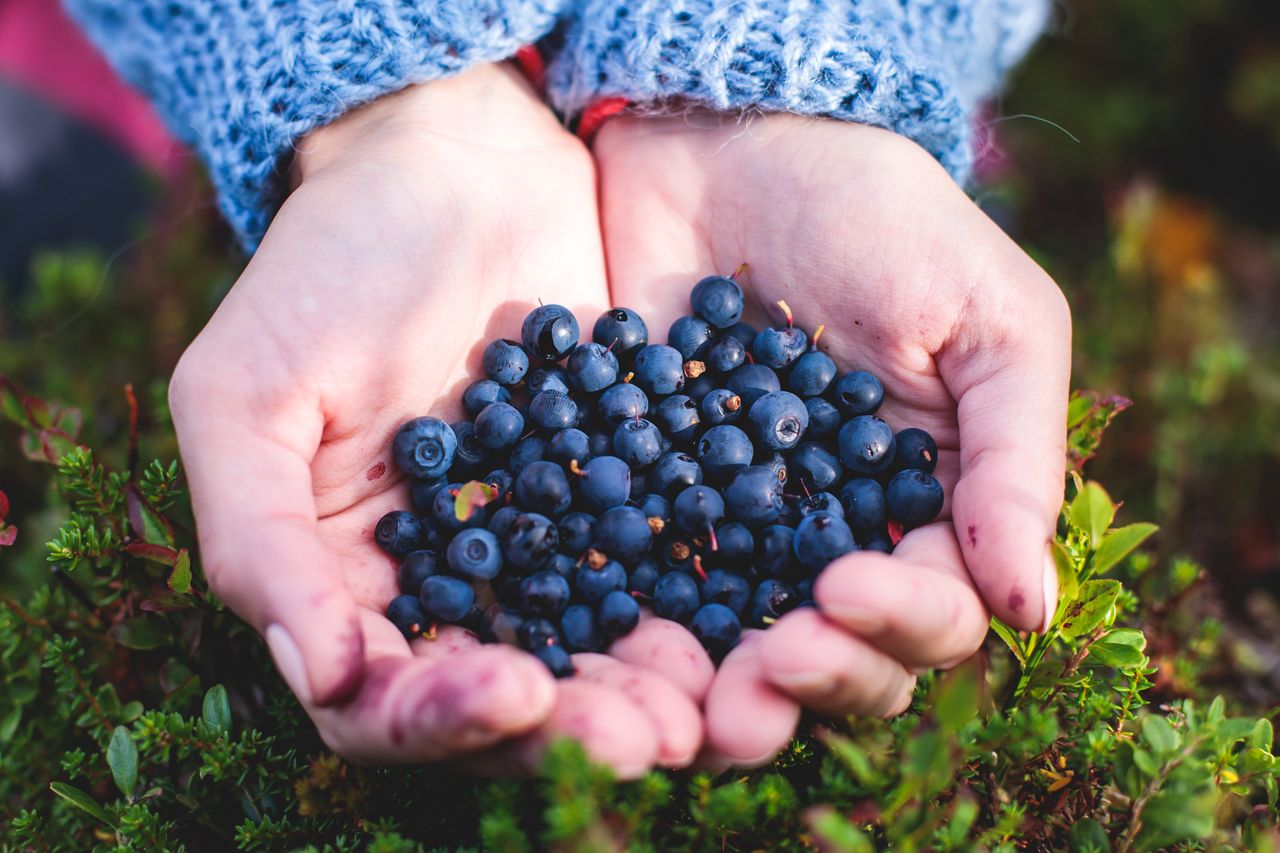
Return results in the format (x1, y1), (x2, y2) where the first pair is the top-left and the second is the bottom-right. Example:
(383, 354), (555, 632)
(593, 113), (1071, 764)
(168, 65), (707, 776)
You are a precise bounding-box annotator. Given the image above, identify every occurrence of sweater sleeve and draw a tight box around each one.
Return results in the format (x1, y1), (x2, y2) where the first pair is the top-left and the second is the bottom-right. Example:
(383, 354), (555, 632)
(545, 0), (1049, 184)
(62, 1), (567, 250)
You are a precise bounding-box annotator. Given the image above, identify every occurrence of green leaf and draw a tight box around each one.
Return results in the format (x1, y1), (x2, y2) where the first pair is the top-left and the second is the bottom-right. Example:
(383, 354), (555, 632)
(1102, 628), (1146, 648)
(0, 706), (21, 743)
(1251, 718), (1274, 750)
(125, 483), (174, 547)
(202, 684), (231, 735)
(1066, 393), (1097, 429)
(1059, 580), (1121, 640)
(168, 548), (192, 594)
(1087, 639), (1147, 670)
(1092, 523), (1158, 575)
(1141, 716), (1179, 757)
(1132, 747), (1158, 777)
(1053, 540), (1080, 611)
(109, 617), (169, 650)
(107, 726), (138, 799)
(49, 782), (114, 826)
(1068, 818), (1111, 852)
(990, 618), (1026, 665)
(934, 659), (980, 730)
(1068, 482), (1115, 544)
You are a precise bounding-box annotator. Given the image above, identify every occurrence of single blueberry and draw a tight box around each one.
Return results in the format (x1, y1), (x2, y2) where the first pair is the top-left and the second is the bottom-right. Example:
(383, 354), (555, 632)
(632, 493), (671, 525)
(514, 460), (572, 517)
(886, 469), (945, 527)
(520, 570), (572, 618)
(418, 576), (475, 623)
(575, 557), (628, 605)
(449, 421), (489, 475)
(391, 417), (457, 479)
(706, 335), (747, 374)
(548, 428), (592, 468)
(803, 397), (842, 439)
(789, 442), (842, 491)
(482, 338), (530, 385)
(793, 511), (858, 571)
(710, 522), (755, 568)
(841, 478), (886, 531)
(798, 492), (844, 519)
(487, 505), (522, 539)
(462, 378), (513, 417)
(673, 484), (726, 534)
(652, 395), (701, 446)
(557, 511), (598, 556)
(749, 579), (798, 627)
(447, 528), (503, 580)
(690, 274), (745, 329)
(788, 350), (837, 397)
(398, 550), (440, 595)
(699, 569), (751, 616)
(566, 342), (619, 393)
(561, 603), (601, 652)
(526, 364), (570, 397)
(690, 603), (742, 659)
(653, 571), (700, 623)
(628, 558), (661, 597)
(533, 643), (575, 678)
(431, 483), (484, 534)
(747, 391), (810, 452)
(501, 512), (560, 574)
(696, 424), (755, 481)
(386, 594), (428, 638)
(528, 390), (580, 432)
(668, 315), (717, 361)
(755, 524), (798, 577)
(838, 415), (897, 475)
(833, 371), (884, 416)
(700, 388), (744, 427)
(518, 617), (561, 650)
(613, 418), (664, 469)
(474, 402), (525, 452)
(375, 510), (425, 556)
(632, 345), (686, 396)
(521, 303), (579, 362)
(598, 589), (641, 638)
(507, 435), (549, 475)
(576, 455), (632, 513)
(650, 452), (703, 498)
(594, 505), (654, 564)
(592, 307), (649, 360)
(598, 382), (649, 424)
(725, 363), (782, 408)
(894, 427), (939, 474)
(723, 465), (785, 528)
(752, 325), (807, 369)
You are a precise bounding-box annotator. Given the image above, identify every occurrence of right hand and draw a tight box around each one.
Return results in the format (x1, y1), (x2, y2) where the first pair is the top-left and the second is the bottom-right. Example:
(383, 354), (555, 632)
(169, 64), (709, 776)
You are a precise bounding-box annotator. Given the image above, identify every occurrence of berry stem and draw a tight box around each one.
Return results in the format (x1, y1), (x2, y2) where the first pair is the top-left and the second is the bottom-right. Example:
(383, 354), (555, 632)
(692, 554), (708, 582)
(731, 262), (749, 280)
(775, 299), (795, 329)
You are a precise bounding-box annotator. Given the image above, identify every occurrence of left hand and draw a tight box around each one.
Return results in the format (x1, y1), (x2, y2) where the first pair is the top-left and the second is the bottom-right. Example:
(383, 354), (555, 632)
(593, 112), (1071, 764)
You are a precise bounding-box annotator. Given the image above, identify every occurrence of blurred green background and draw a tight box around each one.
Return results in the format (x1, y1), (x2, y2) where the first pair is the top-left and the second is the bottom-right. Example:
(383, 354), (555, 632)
(2, 0), (1278, 621)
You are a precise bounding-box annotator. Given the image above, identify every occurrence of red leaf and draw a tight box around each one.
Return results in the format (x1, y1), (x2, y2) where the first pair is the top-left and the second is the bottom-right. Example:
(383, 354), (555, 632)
(0, 489), (9, 519)
(0, 524), (16, 547)
(887, 520), (905, 546)
(22, 396), (50, 428)
(126, 484), (175, 547)
(123, 542), (180, 565)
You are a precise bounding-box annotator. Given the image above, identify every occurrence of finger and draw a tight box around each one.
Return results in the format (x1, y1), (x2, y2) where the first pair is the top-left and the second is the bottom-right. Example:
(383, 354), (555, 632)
(703, 632), (801, 767)
(814, 523), (990, 670)
(459, 679), (662, 780)
(573, 654), (704, 767)
(607, 616), (716, 702)
(309, 644), (556, 764)
(171, 362), (365, 706)
(938, 270), (1071, 632)
(756, 609), (916, 718)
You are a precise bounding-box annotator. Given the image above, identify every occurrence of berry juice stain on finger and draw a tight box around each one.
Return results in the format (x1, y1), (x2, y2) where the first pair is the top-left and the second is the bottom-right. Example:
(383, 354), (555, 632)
(1008, 588), (1026, 614)
(366, 461), (387, 481)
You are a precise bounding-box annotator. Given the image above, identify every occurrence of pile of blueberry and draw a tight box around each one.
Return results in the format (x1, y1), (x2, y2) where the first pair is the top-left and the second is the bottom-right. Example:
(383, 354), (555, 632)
(377, 272), (943, 676)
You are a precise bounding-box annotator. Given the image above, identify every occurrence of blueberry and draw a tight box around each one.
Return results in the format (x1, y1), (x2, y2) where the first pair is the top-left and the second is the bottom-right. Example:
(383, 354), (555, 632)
(450, 421), (489, 474)
(598, 382), (649, 424)
(518, 617), (561, 650)
(575, 455), (632, 512)
(487, 505), (522, 539)
(725, 363), (781, 408)
(409, 476), (449, 515)
(629, 473), (649, 503)
(526, 365), (570, 397)
(482, 468), (514, 505)
(418, 575), (475, 622)
(587, 429), (614, 458)
(788, 350), (837, 397)
(598, 589), (641, 637)
(520, 570), (572, 618)
(723, 465), (785, 527)
(721, 321), (759, 351)
(652, 395), (701, 446)
(794, 577), (815, 604)
(700, 388), (744, 427)
(668, 315), (717, 361)
(566, 342), (619, 393)
(673, 485), (726, 535)
(840, 478), (886, 531)
(463, 379), (513, 417)
(661, 537), (697, 574)
(533, 643), (575, 678)
(375, 510), (426, 556)
(789, 442), (842, 491)
(595, 505), (654, 563)
(833, 371), (884, 416)
(576, 557), (628, 605)
(548, 428), (592, 468)
(690, 274), (745, 329)
(862, 533), (893, 553)
(447, 528), (503, 580)
(705, 335), (747, 374)
(386, 594), (428, 638)
(514, 460), (572, 517)
(474, 402), (525, 452)
(557, 511), (598, 556)
(502, 512), (560, 573)
(632, 493), (671, 525)
(747, 391), (809, 452)
(649, 452), (704, 498)
(508, 435), (549, 475)
(752, 325), (807, 370)
(690, 603), (741, 659)
(894, 427), (938, 474)
(696, 425), (754, 481)
(699, 569), (751, 616)
(798, 492), (843, 519)
(613, 418), (664, 469)
(886, 469), (944, 527)
(528, 390), (580, 432)
(683, 372), (716, 406)
(755, 524), (798, 577)
(838, 415), (897, 475)
(392, 417), (457, 479)
(483, 338), (530, 385)
(628, 558), (661, 597)
(632, 345), (686, 396)
(561, 603), (601, 652)
(484, 603), (524, 644)
(398, 550), (440, 595)
(749, 579), (798, 627)
(803, 397), (843, 439)
(548, 552), (578, 580)
(793, 511), (857, 571)
(710, 522), (755, 567)
(521, 303), (580, 362)
(592, 307), (649, 360)
(653, 571), (700, 623)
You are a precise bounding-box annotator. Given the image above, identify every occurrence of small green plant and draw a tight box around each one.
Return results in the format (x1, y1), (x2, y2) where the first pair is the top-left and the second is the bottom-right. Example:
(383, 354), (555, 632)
(1, 379), (1276, 851)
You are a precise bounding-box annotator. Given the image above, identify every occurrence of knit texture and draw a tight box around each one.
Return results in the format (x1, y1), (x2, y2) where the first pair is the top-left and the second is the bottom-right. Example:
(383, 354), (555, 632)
(62, 0), (567, 250)
(547, 0), (1050, 184)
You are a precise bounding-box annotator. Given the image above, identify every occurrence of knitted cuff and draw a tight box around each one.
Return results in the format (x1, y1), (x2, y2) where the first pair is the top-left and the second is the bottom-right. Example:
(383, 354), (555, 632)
(547, 0), (1049, 185)
(63, 0), (567, 251)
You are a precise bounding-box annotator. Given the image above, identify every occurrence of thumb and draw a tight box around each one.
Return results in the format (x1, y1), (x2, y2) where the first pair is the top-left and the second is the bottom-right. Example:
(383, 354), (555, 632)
(940, 270), (1071, 632)
(171, 366), (365, 706)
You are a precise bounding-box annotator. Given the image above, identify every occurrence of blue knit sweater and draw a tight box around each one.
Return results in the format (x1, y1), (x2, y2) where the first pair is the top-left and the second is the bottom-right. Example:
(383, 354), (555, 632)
(63, 0), (1048, 251)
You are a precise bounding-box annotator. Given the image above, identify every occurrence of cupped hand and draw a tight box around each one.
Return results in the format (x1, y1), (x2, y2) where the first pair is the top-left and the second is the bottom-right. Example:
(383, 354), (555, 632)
(169, 65), (707, 776)
(594, 113), (1071, 764)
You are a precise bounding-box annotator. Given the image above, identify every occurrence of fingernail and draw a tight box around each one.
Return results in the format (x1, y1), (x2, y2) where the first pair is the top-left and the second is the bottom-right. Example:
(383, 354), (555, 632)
(822, 601), (886, 636)
(768, 667), (836, 692)
(266, 624), (313, 705)
(1041, 544), (1059, 633)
